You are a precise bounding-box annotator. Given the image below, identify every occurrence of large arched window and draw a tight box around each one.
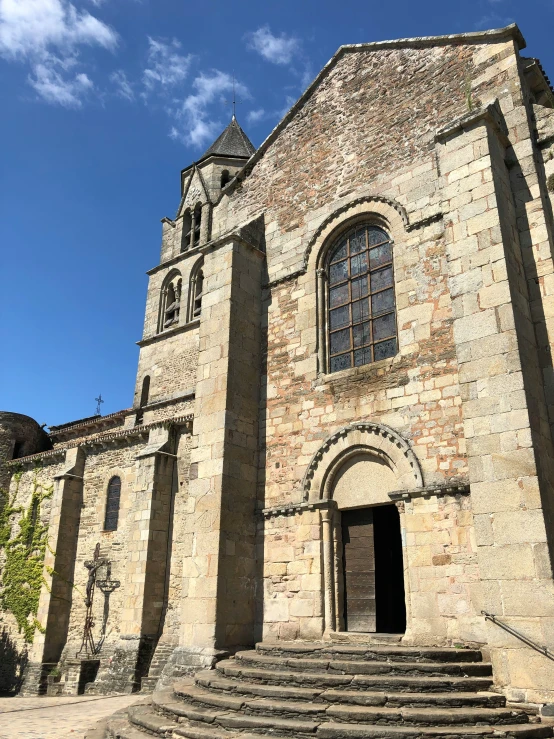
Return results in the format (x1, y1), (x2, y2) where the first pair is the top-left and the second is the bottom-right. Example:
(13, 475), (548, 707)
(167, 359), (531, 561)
(327, 224), (397, 373)
(104, 476), (121, 531)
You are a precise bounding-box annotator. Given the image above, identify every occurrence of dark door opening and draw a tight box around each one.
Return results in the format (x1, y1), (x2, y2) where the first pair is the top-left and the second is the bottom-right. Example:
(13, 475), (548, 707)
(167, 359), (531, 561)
(374, 504), (406, 633)
(342, 504), (406, 634)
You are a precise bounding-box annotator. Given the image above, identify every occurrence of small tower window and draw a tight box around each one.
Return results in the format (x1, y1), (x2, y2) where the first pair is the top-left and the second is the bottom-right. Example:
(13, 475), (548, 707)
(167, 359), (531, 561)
(181, 210), (192, 251)
(220, 170), (230, 188)
(104, 477), (121, 531)
(158, 273), (182, 333)
(193, 203), (202, 246)
(136, 375), (150, 425)
(193, 269), (203, 319)
(188, 260), (204, 321)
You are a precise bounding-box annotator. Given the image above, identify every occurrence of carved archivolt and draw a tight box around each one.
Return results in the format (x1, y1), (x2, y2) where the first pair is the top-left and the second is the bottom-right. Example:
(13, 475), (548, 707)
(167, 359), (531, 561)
(304, 195), (409, 271)
(302, 422), (423, 502)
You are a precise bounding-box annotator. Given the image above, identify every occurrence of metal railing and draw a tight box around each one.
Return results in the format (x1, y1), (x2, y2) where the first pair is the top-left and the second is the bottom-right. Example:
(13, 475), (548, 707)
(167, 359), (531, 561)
(482, 611), (554, 661)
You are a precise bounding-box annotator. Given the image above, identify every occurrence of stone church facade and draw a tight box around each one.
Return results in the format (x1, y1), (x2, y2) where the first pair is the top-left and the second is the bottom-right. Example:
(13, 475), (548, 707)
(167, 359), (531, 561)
(2, 23), (554, 708)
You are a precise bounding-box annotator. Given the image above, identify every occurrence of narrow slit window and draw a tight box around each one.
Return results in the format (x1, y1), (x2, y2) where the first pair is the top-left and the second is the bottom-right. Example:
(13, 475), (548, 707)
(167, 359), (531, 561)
(104, 477), (121, 531)
(182, 210), (192, 251)
(327, 224), (397, 373)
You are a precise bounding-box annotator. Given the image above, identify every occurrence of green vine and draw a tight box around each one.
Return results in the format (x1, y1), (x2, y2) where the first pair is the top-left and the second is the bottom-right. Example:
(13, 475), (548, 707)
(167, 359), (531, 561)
(0, 466), (53, 643)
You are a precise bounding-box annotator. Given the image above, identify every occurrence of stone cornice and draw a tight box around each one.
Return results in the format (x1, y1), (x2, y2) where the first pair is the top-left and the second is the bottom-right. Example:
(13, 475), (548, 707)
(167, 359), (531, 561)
(6, 415), (194, 467)
(263, 199), (443, 290)
(139, 390), (195, 411)
(49, 409), (130, 440)
(137, 320), (199, 348)
(435, 101), (509, 147)
(82, 415), (193, 451)
(388, 482), (470, 501)
(5, 448), (67, 469)
(146, 246), (203, 277)
(259, 499), (338, 520)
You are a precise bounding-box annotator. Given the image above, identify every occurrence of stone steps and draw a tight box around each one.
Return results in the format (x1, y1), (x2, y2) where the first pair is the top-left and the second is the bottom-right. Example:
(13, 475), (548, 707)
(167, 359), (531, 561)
(235, 651), (492, 676)
(161, 683), (528, 726)
(103, 642), (553, 739)
(216, 661), (495, 692)
(256, 642), (484, 663)
(195, 670), (505, 707)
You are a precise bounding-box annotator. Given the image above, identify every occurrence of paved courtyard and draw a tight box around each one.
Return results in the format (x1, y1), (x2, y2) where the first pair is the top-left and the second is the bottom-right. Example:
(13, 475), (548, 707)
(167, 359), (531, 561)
(0, 694), (141, 738)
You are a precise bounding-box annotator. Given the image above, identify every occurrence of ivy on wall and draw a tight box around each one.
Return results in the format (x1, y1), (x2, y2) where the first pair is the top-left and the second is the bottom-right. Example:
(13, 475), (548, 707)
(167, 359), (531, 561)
(0, 467), (53, 643)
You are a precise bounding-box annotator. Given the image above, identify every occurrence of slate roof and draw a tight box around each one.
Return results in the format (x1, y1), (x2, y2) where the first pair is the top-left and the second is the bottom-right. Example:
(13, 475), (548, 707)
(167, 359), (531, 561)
(201, 116), (256, 160)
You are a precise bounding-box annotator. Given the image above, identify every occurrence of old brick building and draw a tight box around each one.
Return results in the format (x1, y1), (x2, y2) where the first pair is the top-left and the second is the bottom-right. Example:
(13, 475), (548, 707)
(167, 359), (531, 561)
(3, 22), (554, 729)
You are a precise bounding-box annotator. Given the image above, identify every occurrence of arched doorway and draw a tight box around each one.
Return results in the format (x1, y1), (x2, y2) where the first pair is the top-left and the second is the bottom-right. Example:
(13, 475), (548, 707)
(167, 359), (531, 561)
(333, 453), (406, 634)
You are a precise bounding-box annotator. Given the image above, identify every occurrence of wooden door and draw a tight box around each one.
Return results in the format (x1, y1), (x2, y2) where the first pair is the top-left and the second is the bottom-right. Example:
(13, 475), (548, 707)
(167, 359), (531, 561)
(342, 508), (376, 632)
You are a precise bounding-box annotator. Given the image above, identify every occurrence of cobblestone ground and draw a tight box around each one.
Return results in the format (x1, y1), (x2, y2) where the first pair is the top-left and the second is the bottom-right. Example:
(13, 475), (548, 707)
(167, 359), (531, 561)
(0, 694), (140, 738)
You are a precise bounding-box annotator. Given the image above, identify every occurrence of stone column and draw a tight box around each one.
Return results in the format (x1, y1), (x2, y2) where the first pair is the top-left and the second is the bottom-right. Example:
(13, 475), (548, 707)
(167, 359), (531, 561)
(200, 202), (211, 246)
(316, 268), (327, 374)
(321, 508), (336, 633)
(20, 448), (85, 695)
(179, 234), (264, 666)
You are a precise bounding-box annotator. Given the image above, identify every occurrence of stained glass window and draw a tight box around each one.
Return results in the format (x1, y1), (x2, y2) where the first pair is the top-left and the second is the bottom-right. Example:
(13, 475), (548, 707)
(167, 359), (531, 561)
(104, 477), (121, 531)
(327, 224), (397, 373)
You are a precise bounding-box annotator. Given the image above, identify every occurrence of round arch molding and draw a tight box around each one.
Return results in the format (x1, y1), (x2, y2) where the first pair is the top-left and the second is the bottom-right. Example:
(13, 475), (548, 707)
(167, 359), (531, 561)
(302, 422), (423, 503)
(304, 194), (409, 271)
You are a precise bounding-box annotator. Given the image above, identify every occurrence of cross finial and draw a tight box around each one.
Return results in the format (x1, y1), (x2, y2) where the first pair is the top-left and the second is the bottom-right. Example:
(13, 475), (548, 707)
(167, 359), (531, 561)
(224, 73), (241, 119)
(95, 394), (104, 415)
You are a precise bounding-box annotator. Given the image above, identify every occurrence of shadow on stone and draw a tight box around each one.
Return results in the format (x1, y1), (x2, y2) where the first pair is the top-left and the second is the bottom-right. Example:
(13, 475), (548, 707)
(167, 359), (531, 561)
(0, 627), (28, 694)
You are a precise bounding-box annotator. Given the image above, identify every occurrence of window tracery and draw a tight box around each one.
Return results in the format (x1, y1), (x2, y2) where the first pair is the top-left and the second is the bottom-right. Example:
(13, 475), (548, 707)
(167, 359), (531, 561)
(326, 223), (397, 373)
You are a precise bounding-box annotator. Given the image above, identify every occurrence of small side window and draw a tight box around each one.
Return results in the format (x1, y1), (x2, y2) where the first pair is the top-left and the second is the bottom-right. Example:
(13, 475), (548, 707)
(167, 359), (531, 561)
(104, 477), (121, 531)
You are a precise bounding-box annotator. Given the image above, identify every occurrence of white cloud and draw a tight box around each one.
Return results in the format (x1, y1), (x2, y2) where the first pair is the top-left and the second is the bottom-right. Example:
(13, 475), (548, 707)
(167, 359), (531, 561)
(0, 0), (117, 107)
(0, 0), (117, 59)
(170, 70), (249, 148)
(247, 108), (267, 124)
(474, 12), (514, 30)
(246, 26), (300, 66)
(142, 37), (192, 91)
(29, 59), (93, 106)
(111, 68), (134, 100)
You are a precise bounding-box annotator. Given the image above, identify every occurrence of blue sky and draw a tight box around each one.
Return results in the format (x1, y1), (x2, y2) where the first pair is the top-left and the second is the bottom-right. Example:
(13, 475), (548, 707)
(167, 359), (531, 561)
(1, 0), (552, 427)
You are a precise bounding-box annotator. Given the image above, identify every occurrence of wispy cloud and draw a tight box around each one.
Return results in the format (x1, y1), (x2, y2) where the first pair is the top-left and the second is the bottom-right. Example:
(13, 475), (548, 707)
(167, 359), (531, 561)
(142, 37), (192, 92)
(245, 24), (313, 125)
(110, 68), (134, 100)
(245, 25), (300, 66)
(170, 70), (249, 148)
(247, 107), (267, 125)
(474, 11), (514, 30)
(0, 0), (117, 106)
(0, 0), (117, 59)
(29, 58), (93, 107)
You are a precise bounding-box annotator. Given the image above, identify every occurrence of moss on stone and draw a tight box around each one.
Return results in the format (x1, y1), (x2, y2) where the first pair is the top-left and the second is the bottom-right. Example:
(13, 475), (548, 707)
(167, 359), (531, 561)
(0, 467), (53, 643)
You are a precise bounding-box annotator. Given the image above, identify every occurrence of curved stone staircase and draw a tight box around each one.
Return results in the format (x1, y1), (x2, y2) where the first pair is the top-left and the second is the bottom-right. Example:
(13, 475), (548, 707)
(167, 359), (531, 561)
(105, 642), (553, 739)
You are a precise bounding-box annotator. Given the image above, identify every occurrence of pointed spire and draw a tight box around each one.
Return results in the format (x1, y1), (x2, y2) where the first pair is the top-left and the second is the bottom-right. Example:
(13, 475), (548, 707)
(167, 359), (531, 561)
(201, 118), (255, 161)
